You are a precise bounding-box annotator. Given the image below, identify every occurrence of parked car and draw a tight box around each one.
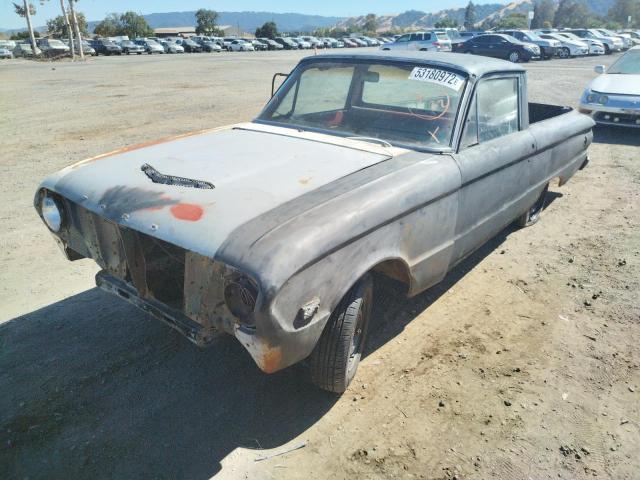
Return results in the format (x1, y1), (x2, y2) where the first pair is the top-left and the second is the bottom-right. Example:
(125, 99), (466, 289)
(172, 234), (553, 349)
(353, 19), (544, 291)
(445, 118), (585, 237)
(460, 31), (485, 39)
(258, 38), (283, 50)
(357, 36), (380, 46)
(160, 40), (184, 54)
(77, 40), (96, 56)
(119, 40), (144, 55)
(567, 29), (623, 54)
(300, 36), (324, 48)
(199, 40), (222, 52)
(135, 39), (164, 54)
(181, 38), (203, 53)
(579, 46), (640, 128)
(0, 40), (16, 50)
(0, 47), (13, 59)
(228, 39), (254, 52)
(436, 28), (464, 50)
(341, 38), (358, 48)
(595, 29), (632, 49)
(453, 33), (540, 62)
(382, 31), (451, 52)
(275, 37), (298, 50)
(553, 31), (605, 55)
(35, 50), (593, 392)
(12, 42), (41, 57)
(245, 39), (267, 51)
(498, 29), (560, 59)
(351, 38), (369, 47)
(36, 38), (70, 57)
(91, 39), (122, 56)
(291, 37), (312, 49)
(537, 32), (588, 58)
(621, 30), (640, 45)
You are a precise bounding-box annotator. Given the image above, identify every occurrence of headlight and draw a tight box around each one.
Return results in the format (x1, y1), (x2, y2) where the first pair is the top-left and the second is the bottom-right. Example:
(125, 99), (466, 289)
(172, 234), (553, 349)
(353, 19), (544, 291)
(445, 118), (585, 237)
(224, 273), (259, 327)
(597, 94), (608, 104)
(40, 191), (65, 232)
(585, 92), (608, 105)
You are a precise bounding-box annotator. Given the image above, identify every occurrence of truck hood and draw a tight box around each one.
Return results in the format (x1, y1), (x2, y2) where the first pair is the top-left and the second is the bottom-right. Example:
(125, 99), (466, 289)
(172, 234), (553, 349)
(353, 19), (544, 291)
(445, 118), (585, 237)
(42, 123), (404, 259)
(590, 74), (640, 96)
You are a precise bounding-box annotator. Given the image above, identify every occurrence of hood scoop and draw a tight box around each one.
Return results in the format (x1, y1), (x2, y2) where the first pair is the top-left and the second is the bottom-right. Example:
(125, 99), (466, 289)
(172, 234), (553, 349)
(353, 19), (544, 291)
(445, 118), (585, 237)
(141, 163), (215, 190)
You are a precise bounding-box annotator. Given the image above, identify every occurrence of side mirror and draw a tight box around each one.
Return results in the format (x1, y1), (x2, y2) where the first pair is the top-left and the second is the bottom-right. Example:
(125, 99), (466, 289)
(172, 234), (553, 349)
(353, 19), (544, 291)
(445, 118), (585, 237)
(594, 65), (606, 74)
(271, 72), (289, 97)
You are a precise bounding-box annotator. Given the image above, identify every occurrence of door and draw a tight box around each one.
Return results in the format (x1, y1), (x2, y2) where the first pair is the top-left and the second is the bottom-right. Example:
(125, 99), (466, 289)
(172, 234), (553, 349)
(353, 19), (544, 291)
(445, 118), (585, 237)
(473, 35), (494, 56)
(451, 74), (537, 264)
(408, 33), (423, 50)
(393, 34), (411, 50)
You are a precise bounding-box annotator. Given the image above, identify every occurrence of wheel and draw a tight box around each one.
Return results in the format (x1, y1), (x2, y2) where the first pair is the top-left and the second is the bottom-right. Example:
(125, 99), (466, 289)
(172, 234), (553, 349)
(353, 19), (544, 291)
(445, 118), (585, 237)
(309, 274), (373, 393)
(516, 184), (548, 227)
(126, 50), (130, 55)
(558, 47), (570, 59)
(604, 44), (610, 54)
(508, 50), (520, 63)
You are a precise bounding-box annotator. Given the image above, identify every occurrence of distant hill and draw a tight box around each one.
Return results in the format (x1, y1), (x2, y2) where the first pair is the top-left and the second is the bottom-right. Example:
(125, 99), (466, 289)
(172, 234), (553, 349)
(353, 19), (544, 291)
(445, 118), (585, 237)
(336, 0), (616, 31)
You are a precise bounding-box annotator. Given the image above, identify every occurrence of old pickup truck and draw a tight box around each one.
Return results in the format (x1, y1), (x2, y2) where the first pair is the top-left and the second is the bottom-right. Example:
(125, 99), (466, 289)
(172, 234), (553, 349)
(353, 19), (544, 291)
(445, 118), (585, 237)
(35, 51), (594, 392)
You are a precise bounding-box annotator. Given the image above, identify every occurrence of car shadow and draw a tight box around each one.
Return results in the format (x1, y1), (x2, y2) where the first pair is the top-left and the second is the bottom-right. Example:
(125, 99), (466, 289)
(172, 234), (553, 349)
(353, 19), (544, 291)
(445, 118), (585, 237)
(593, 125), (640, 147)
(1, 219), (530, 479)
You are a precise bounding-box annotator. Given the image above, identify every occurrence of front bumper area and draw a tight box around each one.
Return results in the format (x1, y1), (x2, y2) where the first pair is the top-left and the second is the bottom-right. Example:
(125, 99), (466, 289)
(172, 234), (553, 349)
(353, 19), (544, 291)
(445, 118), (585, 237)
(96, 271), (219, 346)
(580, 104), (640, 128)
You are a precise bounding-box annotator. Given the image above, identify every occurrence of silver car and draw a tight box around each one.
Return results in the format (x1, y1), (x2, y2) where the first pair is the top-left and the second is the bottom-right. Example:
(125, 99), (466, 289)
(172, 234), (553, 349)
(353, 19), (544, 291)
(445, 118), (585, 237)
(579, 46), (640, 127)
(381, 31), (452, 52)
(0, 47), (13, 59)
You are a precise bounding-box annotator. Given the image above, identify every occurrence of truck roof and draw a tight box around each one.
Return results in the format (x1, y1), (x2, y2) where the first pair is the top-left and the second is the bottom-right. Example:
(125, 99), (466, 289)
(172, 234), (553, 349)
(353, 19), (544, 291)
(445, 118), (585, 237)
(306, 50), (526, 77)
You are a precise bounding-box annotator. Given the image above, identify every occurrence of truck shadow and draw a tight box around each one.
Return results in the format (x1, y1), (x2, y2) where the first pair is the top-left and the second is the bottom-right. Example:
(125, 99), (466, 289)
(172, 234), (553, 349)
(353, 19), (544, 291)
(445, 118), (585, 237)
(1, 218), (541, 479)
(592, 125), (640, 147)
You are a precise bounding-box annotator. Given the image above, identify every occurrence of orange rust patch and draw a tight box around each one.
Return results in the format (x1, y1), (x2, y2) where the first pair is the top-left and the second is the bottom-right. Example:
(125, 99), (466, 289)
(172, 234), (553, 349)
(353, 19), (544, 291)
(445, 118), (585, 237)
(170, 203), (203, 221)
(260, 346), (283, 374)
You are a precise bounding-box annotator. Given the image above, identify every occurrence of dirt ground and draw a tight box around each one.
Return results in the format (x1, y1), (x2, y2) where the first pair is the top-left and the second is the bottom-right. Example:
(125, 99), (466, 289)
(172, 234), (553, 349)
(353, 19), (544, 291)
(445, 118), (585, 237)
(1, 50), (638, 480)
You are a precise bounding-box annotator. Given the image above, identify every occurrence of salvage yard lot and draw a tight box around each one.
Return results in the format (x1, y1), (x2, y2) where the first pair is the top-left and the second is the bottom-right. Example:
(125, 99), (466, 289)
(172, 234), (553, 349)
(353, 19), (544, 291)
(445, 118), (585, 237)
(1, 51), (639, 479)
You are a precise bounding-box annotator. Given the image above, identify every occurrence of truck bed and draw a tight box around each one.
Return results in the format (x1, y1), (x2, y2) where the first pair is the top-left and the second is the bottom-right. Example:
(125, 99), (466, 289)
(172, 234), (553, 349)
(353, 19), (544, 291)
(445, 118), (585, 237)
(529, 102), (572, 124)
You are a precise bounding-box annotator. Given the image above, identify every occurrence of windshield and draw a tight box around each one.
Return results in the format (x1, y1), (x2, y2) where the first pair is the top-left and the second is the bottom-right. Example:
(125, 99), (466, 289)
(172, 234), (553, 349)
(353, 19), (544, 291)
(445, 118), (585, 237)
(258, 61), (467, 150)
(608, 49), (640, 74)
(526, 31), (543, 41)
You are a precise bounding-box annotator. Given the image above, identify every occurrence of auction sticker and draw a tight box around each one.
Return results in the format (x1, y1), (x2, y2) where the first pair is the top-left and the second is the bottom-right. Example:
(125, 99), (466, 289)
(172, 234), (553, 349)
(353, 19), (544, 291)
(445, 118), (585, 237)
(408, 67), (464, 91)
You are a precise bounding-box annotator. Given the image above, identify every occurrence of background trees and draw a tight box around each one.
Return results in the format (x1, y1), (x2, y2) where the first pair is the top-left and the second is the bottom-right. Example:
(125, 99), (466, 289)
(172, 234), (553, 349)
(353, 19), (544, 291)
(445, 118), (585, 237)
(608, 0), (640, 27)
(464, 1), (477, 29)
(362, 13), (378, 35)
(195, 8), (222, 36)
(94, 11), (153, 38)
(434, 18), (458, 28)
(530, 0), (556, 29)
(46, 11), (87, 37)
(255, 21), (278, 39)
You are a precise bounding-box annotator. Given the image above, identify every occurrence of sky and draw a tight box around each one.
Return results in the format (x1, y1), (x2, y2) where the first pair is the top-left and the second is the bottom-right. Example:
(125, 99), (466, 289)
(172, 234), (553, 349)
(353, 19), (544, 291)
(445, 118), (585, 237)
(1, 0), (504, 30)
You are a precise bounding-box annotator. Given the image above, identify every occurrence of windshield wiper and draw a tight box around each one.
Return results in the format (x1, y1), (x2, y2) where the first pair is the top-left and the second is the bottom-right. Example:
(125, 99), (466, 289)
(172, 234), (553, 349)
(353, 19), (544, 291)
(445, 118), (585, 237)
(345, 136), (393, 148)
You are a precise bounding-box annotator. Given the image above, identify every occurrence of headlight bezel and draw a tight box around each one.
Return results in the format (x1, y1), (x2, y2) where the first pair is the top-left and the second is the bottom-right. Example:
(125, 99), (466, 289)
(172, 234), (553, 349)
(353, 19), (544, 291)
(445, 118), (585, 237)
(39, 190), (66, 233)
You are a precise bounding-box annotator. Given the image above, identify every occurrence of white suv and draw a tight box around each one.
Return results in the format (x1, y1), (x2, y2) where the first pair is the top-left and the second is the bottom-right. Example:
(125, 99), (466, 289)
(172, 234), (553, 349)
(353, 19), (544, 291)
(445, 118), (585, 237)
(381, 31), (451, 52)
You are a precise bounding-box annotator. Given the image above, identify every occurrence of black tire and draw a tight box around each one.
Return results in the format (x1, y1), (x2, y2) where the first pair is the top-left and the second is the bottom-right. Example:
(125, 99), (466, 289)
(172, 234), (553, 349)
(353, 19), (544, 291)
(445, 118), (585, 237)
(508, 50), (520, 63)
(604, 44), (610, 54)
(516, 184), (548, 227)
(309, 274), (373, 393)
(559, 47), (570, 59)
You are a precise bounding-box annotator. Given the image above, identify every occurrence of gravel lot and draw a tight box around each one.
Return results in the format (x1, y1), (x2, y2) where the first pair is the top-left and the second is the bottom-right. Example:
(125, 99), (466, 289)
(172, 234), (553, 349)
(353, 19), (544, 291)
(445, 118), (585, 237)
(1, 50), (639, 480)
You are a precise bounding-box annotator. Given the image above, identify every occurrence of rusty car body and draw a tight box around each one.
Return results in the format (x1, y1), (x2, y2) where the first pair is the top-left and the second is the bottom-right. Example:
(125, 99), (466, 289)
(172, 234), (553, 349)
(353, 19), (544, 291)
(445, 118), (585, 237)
(35, 51), (594, 392)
